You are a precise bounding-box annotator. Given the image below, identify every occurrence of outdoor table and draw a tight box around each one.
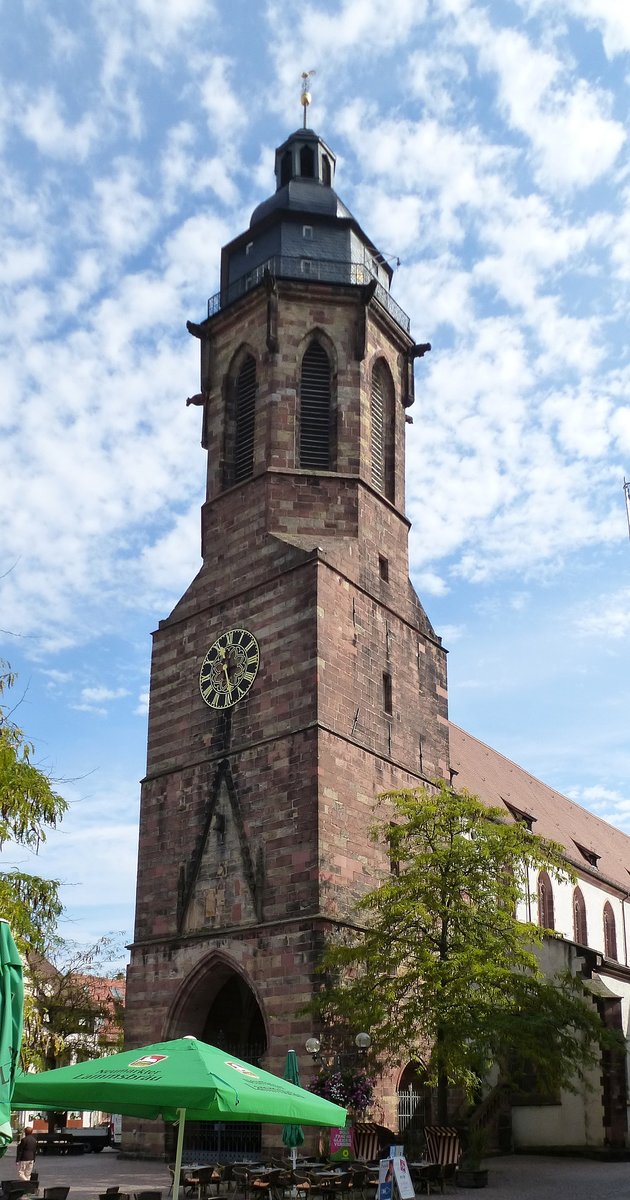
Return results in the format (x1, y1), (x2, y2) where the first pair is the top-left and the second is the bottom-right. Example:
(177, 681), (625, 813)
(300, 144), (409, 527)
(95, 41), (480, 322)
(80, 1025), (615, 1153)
(407, 1163), (441, 1196)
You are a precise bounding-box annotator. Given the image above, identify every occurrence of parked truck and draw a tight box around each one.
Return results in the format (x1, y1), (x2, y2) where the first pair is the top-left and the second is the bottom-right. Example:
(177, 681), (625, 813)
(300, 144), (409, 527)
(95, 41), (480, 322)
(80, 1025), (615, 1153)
(35, 1124), (112, 1154)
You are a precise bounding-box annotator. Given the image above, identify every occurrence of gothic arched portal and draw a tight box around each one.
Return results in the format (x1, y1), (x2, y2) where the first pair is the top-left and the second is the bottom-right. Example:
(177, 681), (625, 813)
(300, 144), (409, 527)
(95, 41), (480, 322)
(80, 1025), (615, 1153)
(166, 957), (267, 1161)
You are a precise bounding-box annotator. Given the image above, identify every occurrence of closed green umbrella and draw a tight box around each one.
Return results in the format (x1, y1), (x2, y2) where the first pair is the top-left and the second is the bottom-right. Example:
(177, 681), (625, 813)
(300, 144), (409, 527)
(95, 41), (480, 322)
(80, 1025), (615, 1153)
(0, 920), (24, 1157)
(282, 1049), (305, 1168)
(13, 1036), (347, 1191)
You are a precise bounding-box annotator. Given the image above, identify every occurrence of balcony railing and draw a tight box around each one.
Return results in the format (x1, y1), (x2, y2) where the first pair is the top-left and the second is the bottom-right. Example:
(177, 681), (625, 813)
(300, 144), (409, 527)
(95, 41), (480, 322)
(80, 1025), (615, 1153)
(207, 255), (410, 333)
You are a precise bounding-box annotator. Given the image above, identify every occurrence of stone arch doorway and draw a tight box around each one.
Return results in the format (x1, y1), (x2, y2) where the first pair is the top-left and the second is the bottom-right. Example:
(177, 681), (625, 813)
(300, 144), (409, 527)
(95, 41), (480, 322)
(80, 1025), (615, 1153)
(166, 955), (267, 1162)
(397, 1064), (433, 1156)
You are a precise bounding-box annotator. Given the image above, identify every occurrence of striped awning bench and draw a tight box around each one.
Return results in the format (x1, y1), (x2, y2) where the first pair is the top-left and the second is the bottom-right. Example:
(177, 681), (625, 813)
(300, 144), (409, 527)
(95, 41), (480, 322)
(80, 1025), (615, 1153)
(352, 1124), (396, 1163)
(422, 1126), (461, 1167)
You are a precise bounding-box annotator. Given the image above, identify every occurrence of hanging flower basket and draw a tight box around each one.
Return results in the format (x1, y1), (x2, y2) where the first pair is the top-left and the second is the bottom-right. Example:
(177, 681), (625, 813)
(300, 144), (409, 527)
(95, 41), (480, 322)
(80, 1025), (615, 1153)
(308, 1068), (375, 1113)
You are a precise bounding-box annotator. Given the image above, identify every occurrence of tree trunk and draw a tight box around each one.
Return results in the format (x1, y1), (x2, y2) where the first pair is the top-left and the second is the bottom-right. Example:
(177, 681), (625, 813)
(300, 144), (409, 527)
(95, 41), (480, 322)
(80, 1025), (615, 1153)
(437, 1068), (449, 1123)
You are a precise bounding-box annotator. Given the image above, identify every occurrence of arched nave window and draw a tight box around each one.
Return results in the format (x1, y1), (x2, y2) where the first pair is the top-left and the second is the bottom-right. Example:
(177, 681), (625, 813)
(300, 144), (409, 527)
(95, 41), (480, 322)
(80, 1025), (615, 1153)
(573, 887), (588, 946)
(603, 901), (618, 960)
(537, 871), (555, 931)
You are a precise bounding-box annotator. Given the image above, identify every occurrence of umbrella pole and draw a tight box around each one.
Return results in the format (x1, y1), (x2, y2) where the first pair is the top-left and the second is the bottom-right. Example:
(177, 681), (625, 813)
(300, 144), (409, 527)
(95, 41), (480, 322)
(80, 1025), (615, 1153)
(173, 1107), (187, 1200)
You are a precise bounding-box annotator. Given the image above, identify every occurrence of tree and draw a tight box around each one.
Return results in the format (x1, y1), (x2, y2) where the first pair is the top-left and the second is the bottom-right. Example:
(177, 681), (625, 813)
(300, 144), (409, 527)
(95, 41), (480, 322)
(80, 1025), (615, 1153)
(0, 660), (67, 954)
(24, 939), (125, 1073)
(311, 782), (614, 1122)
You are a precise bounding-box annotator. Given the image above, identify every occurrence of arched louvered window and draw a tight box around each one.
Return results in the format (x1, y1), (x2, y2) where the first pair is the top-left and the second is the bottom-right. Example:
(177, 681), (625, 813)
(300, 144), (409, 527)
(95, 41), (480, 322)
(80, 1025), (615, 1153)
(322, 155), (331, 186)
(299, 341), (332, 470)
(603, 901), (618, 960)
(537, 871), (555, 931)
(300, 144), (315, 178)
(234, 355), (256, 483)
(573, 887), (588, 946)
(371, 359), (395, 501)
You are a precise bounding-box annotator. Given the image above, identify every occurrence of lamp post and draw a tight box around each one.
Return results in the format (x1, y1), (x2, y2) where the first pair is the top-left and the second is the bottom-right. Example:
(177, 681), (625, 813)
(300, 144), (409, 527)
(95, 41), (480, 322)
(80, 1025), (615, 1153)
(305, 1032), (374, 1157)
(305, 1032), (372, 1065)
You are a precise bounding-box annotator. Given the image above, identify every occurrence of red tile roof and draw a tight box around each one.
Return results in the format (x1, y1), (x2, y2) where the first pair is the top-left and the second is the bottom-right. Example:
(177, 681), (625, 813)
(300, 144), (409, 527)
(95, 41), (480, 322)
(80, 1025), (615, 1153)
(449, 723), (630, 894)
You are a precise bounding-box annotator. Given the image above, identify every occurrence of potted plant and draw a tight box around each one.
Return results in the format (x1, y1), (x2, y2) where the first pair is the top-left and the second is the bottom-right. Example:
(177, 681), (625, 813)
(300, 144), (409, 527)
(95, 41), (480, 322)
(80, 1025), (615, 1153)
(456, 1127), (489, 1188)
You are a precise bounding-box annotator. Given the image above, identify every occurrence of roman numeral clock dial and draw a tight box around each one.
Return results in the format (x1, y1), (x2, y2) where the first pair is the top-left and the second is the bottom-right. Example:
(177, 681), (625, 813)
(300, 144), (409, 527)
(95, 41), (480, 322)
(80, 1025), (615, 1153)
(199, 628), (260, 710)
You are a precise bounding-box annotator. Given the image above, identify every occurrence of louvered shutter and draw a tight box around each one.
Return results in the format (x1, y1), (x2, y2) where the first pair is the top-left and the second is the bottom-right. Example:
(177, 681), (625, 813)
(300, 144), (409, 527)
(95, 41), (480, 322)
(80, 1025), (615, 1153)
(371, 366), (385, 491)
(234, 355), (256, 482)
(299, 342), (331, 469)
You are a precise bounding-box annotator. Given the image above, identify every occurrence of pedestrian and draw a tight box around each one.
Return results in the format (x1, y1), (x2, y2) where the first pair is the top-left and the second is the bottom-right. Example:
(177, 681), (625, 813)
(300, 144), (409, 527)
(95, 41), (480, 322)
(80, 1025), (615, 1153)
(16, 1126), (37, 1182)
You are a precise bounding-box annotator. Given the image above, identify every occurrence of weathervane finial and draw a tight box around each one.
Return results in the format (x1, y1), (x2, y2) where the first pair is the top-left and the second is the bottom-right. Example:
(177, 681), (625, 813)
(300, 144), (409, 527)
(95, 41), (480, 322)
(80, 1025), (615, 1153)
(301, 70), (316, 129)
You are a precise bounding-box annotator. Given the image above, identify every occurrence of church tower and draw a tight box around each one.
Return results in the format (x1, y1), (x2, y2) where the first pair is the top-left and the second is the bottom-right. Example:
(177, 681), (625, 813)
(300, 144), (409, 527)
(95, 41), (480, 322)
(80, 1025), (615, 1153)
(126, 116), (449, 1155)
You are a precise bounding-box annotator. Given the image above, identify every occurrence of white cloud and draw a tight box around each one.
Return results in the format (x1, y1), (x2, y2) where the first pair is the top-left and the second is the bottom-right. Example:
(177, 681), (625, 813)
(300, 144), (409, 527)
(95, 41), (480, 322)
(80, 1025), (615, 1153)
(408, 47), (469, 117)
(521, 0), (630, 57)
(575, 589), (630, 639)
(81, 686), (130, 703)
(92, 159), (158, 257)
(17, 88), (98, 161)
(196, 57), (247, 143)
(468, 18), (625, 189)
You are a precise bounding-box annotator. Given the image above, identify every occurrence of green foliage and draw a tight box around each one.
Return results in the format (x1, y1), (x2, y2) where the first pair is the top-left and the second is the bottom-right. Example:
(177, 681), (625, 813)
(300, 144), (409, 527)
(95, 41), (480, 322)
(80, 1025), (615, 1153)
(24, 937), (126, 1070)
(0, 662), (67, 851)
(0, 661), (67, 955)
(312, 782), (614, 1119)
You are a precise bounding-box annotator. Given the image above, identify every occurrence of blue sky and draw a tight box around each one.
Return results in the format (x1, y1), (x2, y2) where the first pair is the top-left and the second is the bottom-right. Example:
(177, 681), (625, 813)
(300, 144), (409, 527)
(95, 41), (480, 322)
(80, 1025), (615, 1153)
(2, 0), (630, 967)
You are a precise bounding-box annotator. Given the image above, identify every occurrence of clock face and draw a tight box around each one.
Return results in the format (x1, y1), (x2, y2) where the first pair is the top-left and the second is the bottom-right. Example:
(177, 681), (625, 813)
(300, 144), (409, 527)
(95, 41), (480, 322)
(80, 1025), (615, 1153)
(199, 628), (260, 710)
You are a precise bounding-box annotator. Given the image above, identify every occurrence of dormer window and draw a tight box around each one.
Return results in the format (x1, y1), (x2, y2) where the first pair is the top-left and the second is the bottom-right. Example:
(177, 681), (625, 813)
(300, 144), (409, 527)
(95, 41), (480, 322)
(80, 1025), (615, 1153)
(502, 799), (535, 832)
(303, 225), (313, 240)
(573, 841), (600, 869)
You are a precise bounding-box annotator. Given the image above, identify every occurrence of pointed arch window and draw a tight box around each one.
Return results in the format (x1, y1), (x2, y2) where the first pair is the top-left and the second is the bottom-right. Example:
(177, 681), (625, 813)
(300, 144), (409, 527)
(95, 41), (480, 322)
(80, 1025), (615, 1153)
(537, 870), (555, 931)
(299, 340), (333, 470)
(573, 887), (588, 946)
(371, 359), (395, 501)
(603, 901), (618, 960)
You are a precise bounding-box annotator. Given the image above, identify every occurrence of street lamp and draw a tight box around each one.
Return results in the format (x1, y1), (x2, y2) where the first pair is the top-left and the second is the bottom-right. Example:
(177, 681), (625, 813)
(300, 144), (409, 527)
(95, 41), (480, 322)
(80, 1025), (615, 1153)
(305, 1032), (371, 1064)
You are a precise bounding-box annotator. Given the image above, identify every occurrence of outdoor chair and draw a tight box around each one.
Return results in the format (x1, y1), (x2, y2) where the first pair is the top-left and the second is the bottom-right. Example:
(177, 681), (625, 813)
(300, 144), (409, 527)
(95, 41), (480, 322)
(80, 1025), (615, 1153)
(134, 1192), (162, 1200)
(186, 1167), (220, 1200)
(219, 1165), (237, 1195)
(292, 1174), (311, 1200)
(2, 1184), (39, 1200)
(231, 1167), (250, 1200)
(348, 1165), (369, 1200)
(43, 1189), (71, 1200)
(268, 1171), (292, 1200)
(409, 1164), (443, 1197)
(250, 1169), (284, 1199)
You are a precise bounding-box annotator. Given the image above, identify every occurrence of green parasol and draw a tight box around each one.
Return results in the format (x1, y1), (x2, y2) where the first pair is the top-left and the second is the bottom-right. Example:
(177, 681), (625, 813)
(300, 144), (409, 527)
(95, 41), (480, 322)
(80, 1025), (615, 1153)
(282, 1049), (305, 1167)
(13, 1036), (347, 1190)
(0, 921), (24, 1157)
